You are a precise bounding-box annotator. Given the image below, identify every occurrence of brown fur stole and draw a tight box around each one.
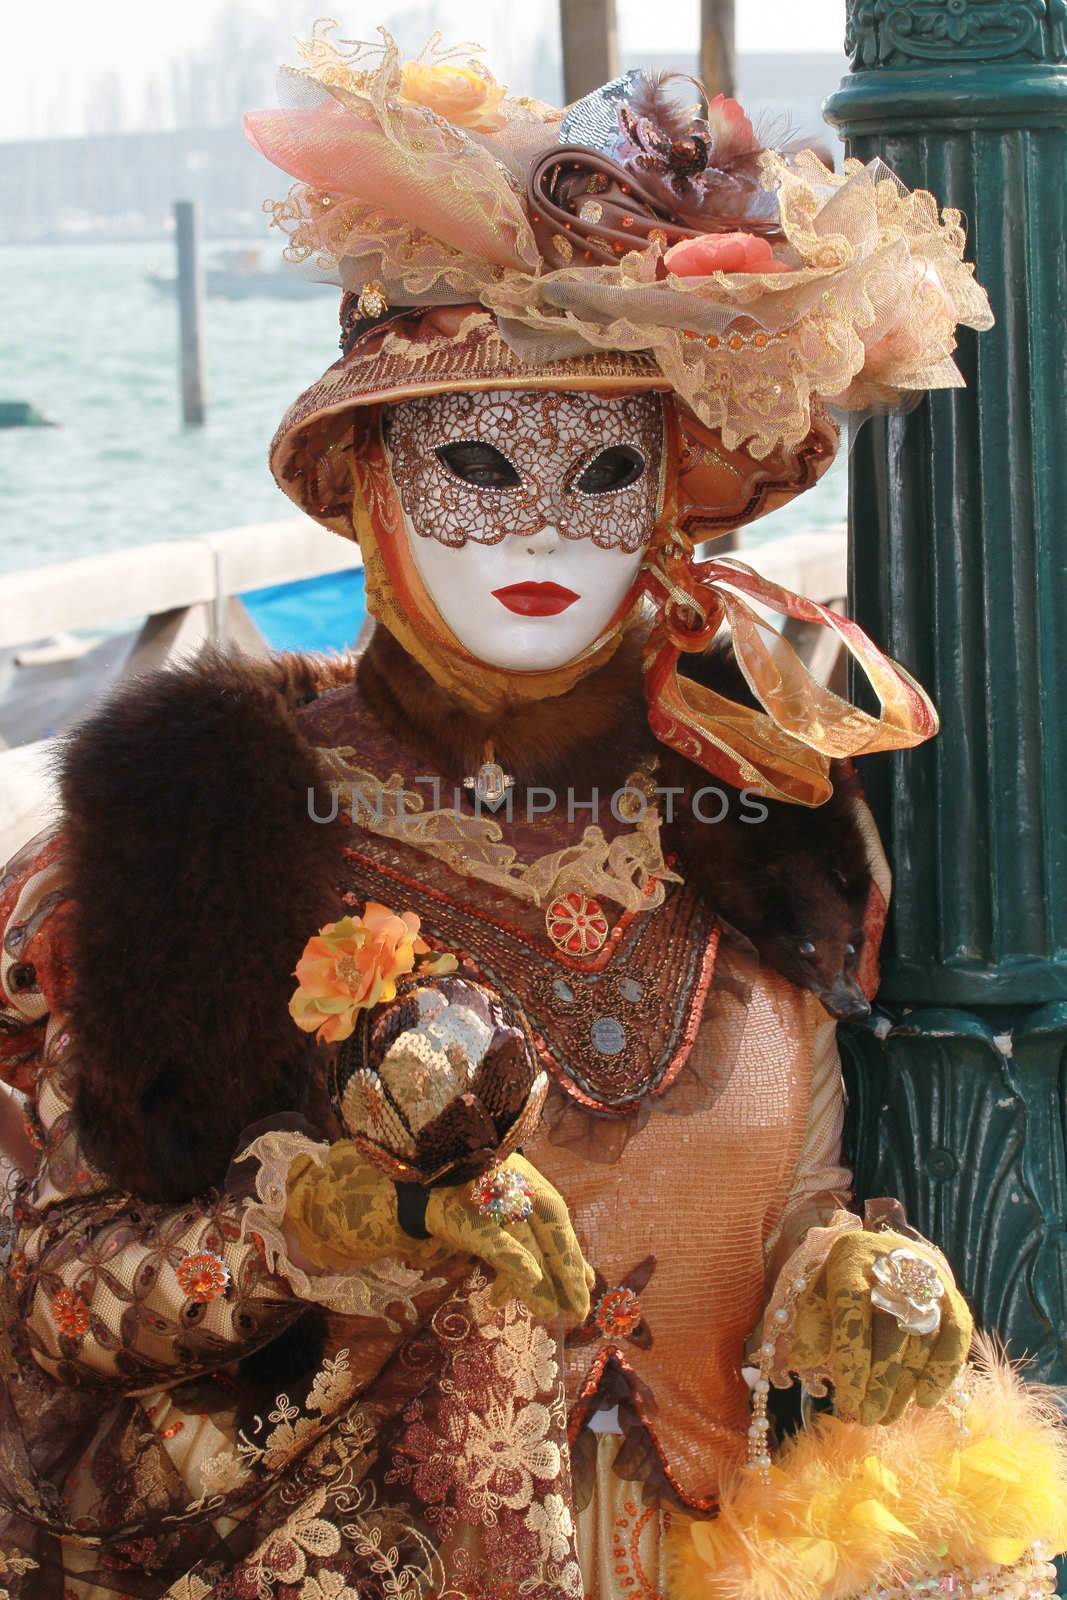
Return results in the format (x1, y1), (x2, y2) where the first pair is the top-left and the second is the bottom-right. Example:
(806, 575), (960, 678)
(59, 648), (353, 1202)
(354, 625), (655, 797)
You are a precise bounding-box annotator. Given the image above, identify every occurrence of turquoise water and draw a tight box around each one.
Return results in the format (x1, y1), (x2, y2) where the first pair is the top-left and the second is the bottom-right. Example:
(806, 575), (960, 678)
(0, 240), (845, 585)
(0, 241), (338, 575)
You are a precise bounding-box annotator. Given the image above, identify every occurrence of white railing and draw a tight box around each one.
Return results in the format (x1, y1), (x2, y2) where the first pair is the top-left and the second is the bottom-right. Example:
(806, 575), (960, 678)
(0, 515), (362, 655)
(0, 518), (846, 859)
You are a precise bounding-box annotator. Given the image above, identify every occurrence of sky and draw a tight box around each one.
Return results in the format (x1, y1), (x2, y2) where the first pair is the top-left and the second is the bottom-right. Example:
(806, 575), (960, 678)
(0, 0), (848, 141)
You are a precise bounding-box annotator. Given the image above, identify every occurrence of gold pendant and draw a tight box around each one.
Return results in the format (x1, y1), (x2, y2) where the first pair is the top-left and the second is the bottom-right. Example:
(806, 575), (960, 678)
(462, 741), (514, 810)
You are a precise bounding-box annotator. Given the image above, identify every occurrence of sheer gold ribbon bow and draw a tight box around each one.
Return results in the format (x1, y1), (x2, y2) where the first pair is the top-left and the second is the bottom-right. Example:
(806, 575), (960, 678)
(639, 537), (939, 806)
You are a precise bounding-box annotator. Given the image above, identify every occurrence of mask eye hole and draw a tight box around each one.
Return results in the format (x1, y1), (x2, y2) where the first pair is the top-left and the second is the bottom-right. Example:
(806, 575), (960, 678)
(436, 441), (521, 490)
(844, 942), (857, 957)
(574, 444), (646, 496)
(798, 939), (816, 957)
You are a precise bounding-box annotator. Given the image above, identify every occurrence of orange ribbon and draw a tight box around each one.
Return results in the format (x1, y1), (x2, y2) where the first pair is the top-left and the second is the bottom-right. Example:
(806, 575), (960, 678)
(639, 543), (939, 805)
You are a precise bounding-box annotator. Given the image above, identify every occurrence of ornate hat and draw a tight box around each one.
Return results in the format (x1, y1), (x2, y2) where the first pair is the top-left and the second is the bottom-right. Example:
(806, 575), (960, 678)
(250, 26), (989, 520)
(246, 26), (992, 803)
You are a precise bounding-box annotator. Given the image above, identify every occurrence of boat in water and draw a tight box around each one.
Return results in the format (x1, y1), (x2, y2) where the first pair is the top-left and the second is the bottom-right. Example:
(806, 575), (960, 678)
(147, 245), (333, 300)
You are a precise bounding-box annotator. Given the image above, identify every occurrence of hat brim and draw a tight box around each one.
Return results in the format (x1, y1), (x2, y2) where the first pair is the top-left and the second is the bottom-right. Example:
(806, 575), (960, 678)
(270, 306), (836, 539)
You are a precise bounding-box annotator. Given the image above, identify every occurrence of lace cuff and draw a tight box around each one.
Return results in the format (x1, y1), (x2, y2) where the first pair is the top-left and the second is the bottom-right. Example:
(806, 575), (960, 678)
(238, 1127), (445, 1331)
(759, 1208), (863, 1391)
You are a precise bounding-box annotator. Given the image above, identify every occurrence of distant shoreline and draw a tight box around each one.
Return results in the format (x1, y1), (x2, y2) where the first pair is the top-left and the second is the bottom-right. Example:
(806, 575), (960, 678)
(0, 230), (267, 250)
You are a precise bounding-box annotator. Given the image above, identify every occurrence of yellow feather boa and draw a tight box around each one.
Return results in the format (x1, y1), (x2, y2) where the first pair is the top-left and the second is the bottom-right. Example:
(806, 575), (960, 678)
(669, 1339), (1067, 1600)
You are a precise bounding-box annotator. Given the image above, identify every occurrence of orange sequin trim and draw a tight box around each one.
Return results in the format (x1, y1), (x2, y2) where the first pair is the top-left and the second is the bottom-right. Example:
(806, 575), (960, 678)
(569, 1346), (721, 1513)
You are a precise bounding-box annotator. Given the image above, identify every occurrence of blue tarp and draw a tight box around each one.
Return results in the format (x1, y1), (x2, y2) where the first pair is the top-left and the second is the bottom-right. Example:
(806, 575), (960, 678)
(241, 569), (367, 653)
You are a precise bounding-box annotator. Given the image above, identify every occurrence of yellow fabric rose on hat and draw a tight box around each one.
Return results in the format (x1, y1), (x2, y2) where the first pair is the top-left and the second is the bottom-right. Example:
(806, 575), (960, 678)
(399, 60), (507, 130)
(289, 903), (455, 1044)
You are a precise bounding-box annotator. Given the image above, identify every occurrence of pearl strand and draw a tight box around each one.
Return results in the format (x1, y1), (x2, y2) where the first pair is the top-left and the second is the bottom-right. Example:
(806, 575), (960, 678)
(746, 1273), (808, 1486)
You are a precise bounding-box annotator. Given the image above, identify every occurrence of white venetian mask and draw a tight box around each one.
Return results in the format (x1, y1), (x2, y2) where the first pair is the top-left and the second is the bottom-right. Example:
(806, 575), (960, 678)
(383, 388), (664, 672)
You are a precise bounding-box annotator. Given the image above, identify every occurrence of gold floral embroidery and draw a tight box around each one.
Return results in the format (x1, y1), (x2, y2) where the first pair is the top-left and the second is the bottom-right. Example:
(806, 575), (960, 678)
(524, 1491), (575, 1562)
(236, 1350), (361, 1475)
(259, 1393), (318, 1470)
(307, 1350), (359, 1416)
(299, 1571), (361, 1600)
(251, 1487), (342, 1588)
(468, 1281), (559, 1400)
(336, 1405), (378, 1456)
(463, 1397), (561, 1512)
(198, 1448), (252, 1498)
(319, 1472), (452, 1596)
(492, 1317), (558, 1399)
(164, 1578), (213, 1600)
(389, 1266), (576, 1593)
(0, 1547), (38, 1598)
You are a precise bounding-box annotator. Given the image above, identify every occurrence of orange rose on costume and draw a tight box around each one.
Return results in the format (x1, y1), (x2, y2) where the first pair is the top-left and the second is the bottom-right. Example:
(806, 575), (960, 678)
(289, 903), (455, 1044)
(664, 231), (791, 276)
(399, 61), (507, 131)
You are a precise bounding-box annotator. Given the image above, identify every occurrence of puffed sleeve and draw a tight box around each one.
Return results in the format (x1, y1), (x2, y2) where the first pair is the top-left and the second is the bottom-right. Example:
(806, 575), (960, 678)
(0, 828), (72, 1097)
(0, 828), (299, 1389)
(13, 1034), (306, 1392)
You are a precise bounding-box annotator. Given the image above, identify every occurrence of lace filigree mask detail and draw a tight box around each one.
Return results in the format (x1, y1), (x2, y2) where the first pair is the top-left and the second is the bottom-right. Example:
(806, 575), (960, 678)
(384, 389), (664, 553)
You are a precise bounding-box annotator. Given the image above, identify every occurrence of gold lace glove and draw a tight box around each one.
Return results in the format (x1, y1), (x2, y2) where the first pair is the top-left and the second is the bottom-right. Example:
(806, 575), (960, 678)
(424, 1154), (594, 1328)
(284, 1143), (592, 1328)
(282, 1141), (443, 1272)
(785, 1228), (973, 1425)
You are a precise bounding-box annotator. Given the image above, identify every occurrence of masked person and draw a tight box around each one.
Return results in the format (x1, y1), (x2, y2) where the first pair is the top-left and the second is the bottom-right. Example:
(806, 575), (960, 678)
(1, 30), (1063, 1600)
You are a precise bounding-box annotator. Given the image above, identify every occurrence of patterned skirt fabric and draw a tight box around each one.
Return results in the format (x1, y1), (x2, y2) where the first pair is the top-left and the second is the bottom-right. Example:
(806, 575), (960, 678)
(0, 1264), (587, 1600)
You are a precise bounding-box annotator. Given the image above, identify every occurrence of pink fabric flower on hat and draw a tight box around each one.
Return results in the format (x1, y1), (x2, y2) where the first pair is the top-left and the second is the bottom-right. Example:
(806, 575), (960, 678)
(664, 231), (791, 276)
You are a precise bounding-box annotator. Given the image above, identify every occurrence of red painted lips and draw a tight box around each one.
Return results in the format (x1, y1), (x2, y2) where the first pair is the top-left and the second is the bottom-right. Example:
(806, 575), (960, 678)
(491, 581), (580, 616)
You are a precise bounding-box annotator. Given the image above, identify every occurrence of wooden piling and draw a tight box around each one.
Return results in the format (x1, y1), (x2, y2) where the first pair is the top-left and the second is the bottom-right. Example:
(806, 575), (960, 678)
(559, 0), (619, 103)
(174, 199), (206, 427)
(700, 0), (736, 99)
